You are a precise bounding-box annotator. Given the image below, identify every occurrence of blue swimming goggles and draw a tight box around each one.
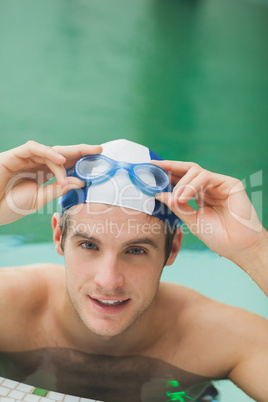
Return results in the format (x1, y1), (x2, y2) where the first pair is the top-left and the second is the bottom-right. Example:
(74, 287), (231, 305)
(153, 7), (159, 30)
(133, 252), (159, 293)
(67, 154), (171, 197)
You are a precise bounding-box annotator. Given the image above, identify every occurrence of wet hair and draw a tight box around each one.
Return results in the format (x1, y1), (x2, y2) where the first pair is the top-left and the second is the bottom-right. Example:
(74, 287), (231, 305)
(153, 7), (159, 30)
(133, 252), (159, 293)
(59, 207), (177, 266)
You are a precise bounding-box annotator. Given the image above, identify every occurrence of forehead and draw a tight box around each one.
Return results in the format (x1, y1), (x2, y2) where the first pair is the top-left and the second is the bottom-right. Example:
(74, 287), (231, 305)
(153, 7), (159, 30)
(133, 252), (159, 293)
(65, 203), (165, 239)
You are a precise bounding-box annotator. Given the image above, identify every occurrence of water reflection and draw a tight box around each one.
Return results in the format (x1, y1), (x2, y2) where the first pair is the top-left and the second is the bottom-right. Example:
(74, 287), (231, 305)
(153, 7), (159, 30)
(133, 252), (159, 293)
(0, 348), (221, 401)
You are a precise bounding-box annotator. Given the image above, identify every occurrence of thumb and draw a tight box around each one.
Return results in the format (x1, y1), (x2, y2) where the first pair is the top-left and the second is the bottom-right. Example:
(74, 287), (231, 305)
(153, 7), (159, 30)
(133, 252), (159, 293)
(35, 177), (85, 210)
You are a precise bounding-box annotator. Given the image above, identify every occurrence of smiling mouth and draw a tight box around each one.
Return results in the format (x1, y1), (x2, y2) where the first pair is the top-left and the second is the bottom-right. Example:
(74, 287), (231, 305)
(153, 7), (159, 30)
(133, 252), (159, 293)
(96, 299), (128, 306)
(90, 296), (130, 306)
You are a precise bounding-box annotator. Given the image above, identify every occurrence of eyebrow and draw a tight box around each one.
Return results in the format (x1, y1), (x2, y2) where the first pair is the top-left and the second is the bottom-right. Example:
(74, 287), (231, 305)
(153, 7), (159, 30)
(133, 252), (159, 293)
(123, 238), (159, 250)
(70, 231), (159, 249)
(70, 232), (103, 248)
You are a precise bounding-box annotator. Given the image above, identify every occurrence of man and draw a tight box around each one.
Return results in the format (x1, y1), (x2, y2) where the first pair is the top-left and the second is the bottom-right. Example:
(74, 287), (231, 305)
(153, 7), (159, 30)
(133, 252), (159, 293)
(0, 139), (267, 402)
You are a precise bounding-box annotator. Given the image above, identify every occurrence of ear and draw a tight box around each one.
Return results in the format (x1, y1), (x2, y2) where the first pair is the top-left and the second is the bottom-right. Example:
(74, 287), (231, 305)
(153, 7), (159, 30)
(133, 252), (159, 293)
(52, 212), (64, 256)
(165, 226), (183, 266)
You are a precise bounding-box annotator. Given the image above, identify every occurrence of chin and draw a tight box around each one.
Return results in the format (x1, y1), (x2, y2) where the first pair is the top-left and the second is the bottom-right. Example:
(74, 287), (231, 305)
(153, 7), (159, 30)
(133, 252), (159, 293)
(87, 322), (130, 338)
(82, 312), (141, 338)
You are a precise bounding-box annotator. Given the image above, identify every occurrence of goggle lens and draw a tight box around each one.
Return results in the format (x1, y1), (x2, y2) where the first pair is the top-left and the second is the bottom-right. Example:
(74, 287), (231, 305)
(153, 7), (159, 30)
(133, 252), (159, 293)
(75, 155), (112, 181)
(74, 155), (170, 194)
(132, 164), (169, 189)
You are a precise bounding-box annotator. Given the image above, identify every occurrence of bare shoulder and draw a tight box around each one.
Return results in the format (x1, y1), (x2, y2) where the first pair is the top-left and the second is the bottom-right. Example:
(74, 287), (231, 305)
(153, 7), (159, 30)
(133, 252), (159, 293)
(159, 282), (268, 377)
(0, 263), (65, 346)
(0, 263), (65, 306)
(160, 281), (267, 327)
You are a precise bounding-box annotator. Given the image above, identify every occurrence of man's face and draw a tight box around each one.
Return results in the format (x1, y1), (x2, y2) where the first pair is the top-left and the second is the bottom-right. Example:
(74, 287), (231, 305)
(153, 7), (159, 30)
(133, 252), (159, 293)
(61, 204), (166, 338)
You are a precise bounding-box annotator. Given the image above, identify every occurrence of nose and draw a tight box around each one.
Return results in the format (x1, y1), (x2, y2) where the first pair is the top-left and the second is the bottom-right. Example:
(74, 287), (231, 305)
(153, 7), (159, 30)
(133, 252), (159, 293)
(93, 253), (124, 291)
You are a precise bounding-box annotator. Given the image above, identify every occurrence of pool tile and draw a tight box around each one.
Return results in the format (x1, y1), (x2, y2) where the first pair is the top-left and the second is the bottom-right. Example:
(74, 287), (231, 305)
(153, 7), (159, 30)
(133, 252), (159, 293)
(23, 394), (42, 401)
(0, 377), (105, 402)
(46, 391), (65, 400)
(16, 384), (34, 393)
(63, 396), (80, 402)
(8, 389), (26, 399)
(2, 379), (19, 389)
(80, 399), (96, 402)
(0, 385), (11, 396)
(32, 389), (49, 397)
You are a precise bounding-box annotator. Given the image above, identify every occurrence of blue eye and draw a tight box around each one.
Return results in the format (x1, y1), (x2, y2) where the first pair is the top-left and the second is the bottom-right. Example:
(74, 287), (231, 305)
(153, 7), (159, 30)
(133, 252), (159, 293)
(81, 242), (98, 250)
(128, 247), (146, 255)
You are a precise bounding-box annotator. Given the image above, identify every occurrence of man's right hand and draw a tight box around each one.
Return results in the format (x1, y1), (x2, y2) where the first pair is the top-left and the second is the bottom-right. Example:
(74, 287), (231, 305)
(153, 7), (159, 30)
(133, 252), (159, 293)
(0, 141), (102, 225)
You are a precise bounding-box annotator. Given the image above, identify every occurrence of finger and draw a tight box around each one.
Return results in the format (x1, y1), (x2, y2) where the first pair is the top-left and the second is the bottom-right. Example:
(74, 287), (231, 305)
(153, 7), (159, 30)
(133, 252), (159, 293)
(170, 166), (203, 200)
(155, 192), (198, 227)
(155, 160), (239, 200)
(13, 141), (66, 166)
(26, 146), (102, 170)
(32, 160), (74, 188)
(178, 171), (236, 204)
(35, 177), (85, 209)
(52, 144), (102, 167)
(151, 160), (197, 175)
(151, 160), (204, 187)
(46, 161), (67, 187)
(169, 173), (187, 185)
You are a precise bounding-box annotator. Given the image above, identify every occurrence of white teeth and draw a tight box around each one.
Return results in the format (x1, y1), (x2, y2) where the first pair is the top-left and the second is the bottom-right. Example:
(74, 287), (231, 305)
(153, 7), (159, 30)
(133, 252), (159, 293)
(97, 299), (125, 306)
